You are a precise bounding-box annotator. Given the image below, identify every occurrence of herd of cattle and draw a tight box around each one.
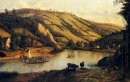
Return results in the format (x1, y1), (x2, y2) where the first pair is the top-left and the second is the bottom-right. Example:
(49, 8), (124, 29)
(67, 62), (84, 72)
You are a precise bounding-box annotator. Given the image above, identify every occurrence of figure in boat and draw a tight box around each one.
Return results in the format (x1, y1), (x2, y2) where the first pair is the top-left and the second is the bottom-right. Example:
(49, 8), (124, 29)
(67, 52), (75, 58)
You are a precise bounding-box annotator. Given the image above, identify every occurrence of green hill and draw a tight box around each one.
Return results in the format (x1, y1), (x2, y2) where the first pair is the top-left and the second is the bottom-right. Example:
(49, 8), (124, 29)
(89, 30), (124, 49)
(0, 9), (124, 50)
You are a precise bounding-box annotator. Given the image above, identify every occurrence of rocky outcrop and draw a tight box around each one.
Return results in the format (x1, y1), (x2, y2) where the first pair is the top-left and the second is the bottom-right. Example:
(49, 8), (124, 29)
(98, 57), (112, 67)
(36, 23), (61, 49)
(97, 47), (123, 68)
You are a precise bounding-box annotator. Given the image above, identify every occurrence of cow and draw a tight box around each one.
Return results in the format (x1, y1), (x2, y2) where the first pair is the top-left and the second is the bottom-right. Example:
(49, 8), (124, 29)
(80, 62), (84, 68)
(67, 63), (79, 72)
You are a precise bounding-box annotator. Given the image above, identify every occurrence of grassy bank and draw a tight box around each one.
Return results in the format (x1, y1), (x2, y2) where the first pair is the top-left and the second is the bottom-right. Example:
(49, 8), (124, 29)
(0, 68), (129, 82)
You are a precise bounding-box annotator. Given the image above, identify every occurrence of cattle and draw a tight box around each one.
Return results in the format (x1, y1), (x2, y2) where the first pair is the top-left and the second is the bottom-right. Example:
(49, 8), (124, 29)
(80, 62), (84, 68)
(67, 63), (79, 72)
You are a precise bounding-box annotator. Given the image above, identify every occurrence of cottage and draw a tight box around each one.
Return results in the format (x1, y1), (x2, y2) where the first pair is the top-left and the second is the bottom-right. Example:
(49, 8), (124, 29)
(0, 37), (11, 49)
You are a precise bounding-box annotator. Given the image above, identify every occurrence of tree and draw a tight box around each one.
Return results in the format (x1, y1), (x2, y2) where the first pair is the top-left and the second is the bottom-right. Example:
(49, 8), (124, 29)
(121, 0), (130, 72)
(115, 0), (130, 72)
(0, 36), (2, 49)
(10, 34), (19, 50)
(66, 40), (75, 47)
(98, 0), (130, 73)
(5, 9), (9, 14)
(19, 36), (29, 50)
(12, 9), (16, 15)
(76, 41), (84, 48)
(76, 41), (81, 47)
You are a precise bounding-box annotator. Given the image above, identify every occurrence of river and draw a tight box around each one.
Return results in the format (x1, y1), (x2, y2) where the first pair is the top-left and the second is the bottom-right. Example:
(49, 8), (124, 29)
(0, 50), (112, 73)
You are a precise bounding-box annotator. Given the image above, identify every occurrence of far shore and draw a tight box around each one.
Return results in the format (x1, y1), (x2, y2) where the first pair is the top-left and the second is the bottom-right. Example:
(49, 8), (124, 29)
(65, 47), (116, 54)
(0, 47), (55, 61)
(0, 47), (116, 61)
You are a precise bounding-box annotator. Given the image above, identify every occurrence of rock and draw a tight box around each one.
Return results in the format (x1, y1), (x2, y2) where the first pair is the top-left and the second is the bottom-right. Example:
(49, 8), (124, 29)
(97, 57), (112, 67)
(97, 47), (123, 68)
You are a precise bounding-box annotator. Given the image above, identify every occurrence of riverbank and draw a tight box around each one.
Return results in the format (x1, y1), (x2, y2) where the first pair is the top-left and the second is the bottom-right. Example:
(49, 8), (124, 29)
(65, 47), (116, 54)
(0, 68), (129, 82)
(0, 47), (54, 61)
(0, 47), (115, 61)
(0, 49), (127, 82)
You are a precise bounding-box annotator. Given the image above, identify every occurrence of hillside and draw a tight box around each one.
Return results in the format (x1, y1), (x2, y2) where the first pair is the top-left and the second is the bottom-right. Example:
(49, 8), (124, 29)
(89, 30), (124, 49)
(0, 9), (124, 50)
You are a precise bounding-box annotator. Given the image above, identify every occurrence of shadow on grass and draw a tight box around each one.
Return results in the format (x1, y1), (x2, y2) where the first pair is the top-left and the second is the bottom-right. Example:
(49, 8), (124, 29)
(31, 68), (89, 82)
(31, 69), (71, 82)
(0, 72), (18, 82)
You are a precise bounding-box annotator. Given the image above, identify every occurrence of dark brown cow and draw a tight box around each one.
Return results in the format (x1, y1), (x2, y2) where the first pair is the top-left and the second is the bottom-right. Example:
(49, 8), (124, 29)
(80, 62), (84, 68)
(67, 63), (79, 72)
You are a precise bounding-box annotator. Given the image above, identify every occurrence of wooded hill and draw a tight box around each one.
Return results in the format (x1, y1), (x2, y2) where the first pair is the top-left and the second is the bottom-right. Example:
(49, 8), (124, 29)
(0, 9), (124, 50)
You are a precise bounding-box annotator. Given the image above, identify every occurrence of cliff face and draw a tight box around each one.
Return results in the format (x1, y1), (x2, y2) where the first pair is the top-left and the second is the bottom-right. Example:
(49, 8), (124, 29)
(36, 23), (60, 49)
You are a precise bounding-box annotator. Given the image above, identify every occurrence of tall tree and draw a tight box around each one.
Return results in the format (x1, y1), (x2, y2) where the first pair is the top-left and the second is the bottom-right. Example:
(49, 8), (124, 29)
(10, 34), (19, 50)
(19, 36), (28, 50)
(5, 9), (9, 14)
(115, 0), (130, 72)
(12, 9), (16, 15)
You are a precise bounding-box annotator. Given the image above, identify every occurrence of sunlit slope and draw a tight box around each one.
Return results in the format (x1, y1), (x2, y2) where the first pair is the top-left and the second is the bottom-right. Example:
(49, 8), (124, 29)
(36, 10), (122, 42)
(33, 11), (101, 43)
(0, 9), (123, 48)
(0, 28), (11, 37)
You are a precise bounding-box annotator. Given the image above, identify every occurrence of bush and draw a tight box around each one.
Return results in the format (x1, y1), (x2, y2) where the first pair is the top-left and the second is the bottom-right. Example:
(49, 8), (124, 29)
(0, 52), (6, 57)
(0, 72), (18, 79)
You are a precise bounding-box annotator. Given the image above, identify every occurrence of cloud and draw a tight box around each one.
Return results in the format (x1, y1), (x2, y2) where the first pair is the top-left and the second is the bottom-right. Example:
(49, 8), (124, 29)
(0, 0), (124, 26)
(16, 0), (44, 9)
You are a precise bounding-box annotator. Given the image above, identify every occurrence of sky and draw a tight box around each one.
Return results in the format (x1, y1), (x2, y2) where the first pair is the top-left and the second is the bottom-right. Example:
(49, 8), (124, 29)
(0, 0), (125, 26)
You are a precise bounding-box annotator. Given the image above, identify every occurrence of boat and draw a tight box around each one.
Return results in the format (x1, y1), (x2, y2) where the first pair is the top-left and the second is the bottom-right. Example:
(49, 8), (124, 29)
(23, 57), (49, 64)
(67, 52), (75, 58)
(21, 49), (49, 64)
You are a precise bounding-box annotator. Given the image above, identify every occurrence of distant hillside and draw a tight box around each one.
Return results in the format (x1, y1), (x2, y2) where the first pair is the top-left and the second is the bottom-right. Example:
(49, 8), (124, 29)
(89, 30), (124, 49)
(0, 9), (124, 49)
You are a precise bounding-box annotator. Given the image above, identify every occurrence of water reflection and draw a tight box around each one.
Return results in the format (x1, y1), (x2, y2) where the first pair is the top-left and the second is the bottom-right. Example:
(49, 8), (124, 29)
(0, 50), (110, 73)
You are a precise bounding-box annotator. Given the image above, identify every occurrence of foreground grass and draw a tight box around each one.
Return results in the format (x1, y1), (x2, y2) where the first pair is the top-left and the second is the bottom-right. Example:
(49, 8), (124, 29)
(0, 68), (130, 82)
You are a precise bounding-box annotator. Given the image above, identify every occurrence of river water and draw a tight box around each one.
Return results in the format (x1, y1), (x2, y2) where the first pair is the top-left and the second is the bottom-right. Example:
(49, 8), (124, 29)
(0, 50), (111, 73)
